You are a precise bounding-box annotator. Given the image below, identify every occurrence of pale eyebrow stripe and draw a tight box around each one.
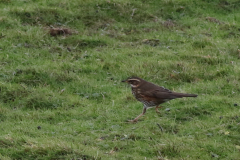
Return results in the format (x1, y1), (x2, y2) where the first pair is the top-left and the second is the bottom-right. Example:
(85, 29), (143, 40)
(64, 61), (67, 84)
(128, 79), (141, 82)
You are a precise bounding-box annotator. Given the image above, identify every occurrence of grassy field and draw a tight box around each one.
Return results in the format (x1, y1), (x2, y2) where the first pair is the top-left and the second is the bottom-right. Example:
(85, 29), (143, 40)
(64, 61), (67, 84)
(0, 0), (240, 159)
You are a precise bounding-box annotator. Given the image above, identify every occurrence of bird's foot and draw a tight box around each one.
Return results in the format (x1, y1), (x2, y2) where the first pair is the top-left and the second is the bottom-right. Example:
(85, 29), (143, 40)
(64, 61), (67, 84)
(155, 109), (161, 114)
(155, 106), (162, 114)
(127, 119), (138, 123)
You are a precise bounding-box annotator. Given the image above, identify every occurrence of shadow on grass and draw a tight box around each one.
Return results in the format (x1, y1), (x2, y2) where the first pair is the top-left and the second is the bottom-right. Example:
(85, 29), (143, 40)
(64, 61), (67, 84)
(11, 147), (100, 160)
(59, 37), (107, 50)
(11, 8), (67, 26)
(0, 85), (29, 103)
(10, 68), (74, 87)
(156, 143), (181, 158)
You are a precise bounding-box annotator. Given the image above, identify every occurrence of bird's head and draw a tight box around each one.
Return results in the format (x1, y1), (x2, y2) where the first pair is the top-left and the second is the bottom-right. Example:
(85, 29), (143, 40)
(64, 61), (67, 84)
(122, 77), (143, 88)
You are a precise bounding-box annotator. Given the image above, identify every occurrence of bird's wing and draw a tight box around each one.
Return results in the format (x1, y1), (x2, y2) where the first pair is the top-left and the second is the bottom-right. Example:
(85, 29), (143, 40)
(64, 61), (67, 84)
(156, 86), (172, 92)
(142, 86), (177, 99)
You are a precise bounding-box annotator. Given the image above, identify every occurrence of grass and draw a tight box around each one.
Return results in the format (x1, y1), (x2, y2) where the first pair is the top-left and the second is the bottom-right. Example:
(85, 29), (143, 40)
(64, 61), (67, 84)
(0, 0), (240, 159)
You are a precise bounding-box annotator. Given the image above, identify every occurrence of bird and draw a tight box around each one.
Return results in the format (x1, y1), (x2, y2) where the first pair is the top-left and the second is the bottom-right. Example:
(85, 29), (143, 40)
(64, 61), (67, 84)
(122, 77), (197, 122)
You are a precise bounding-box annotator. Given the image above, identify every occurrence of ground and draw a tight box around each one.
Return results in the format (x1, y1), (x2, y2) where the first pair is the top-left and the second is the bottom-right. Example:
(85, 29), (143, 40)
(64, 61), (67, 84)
(0, 0), (240, 159)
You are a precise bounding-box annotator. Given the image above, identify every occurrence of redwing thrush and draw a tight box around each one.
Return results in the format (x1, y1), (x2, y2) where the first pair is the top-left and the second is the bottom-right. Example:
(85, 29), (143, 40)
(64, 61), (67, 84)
(122, 77), (197, 122)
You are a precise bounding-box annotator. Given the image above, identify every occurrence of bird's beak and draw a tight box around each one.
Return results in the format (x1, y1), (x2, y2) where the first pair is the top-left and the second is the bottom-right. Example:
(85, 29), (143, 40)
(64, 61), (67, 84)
(121, 80), (127, 83)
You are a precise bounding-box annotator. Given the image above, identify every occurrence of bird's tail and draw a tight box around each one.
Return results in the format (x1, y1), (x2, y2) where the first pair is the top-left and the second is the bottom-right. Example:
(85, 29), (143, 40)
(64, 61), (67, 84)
(174, 93), (198, 98)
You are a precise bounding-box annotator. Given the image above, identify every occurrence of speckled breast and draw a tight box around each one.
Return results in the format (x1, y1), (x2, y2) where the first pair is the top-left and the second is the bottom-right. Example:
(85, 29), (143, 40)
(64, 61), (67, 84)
(131, 88), (156, 107)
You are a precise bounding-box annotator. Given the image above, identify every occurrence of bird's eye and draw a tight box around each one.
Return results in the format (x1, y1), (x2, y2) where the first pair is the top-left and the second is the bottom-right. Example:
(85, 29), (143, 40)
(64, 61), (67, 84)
(129, 80), (134, 84)
(129, 80), (137, 85)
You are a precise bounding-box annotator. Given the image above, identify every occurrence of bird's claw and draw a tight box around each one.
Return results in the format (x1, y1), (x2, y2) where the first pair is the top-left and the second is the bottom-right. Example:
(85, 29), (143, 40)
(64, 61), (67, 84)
(127, 119), (138, 123)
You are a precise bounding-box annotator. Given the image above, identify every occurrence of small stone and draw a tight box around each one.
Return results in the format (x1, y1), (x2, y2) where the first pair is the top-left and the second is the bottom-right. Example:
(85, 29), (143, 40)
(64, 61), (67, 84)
(165, 108), (171, 112)
(206, 133), (213, 136)
(211, 153), (219, 158)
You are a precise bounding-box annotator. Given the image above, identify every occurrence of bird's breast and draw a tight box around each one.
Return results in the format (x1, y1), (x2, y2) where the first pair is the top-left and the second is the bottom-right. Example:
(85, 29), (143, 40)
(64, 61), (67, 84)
(132, 88), (146, 101)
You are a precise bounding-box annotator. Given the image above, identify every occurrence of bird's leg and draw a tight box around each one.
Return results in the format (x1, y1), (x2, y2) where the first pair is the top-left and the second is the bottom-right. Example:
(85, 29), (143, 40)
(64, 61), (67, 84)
(155, 106), (162, 113)
(129, 107), (147, 122)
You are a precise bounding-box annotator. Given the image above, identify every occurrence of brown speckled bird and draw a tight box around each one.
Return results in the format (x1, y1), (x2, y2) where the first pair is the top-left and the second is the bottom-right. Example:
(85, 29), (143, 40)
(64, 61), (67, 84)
(122, 77), (197, 122)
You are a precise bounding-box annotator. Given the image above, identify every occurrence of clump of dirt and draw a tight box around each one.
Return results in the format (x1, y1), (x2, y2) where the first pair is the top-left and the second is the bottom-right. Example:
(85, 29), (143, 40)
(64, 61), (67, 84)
(49, 28), (73, 36)
(206, 17), (223, 24)
(142, 39), (161, 47)
(163, 20), (175, 28)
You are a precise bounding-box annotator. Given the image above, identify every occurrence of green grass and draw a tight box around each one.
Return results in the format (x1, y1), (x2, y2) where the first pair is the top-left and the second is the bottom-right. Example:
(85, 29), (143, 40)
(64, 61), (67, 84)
(0, 0), (240, 159)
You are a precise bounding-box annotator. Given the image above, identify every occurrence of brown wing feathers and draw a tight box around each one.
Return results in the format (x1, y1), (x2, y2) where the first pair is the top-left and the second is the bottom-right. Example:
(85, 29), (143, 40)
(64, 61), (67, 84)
(142, 83), (197, 99)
